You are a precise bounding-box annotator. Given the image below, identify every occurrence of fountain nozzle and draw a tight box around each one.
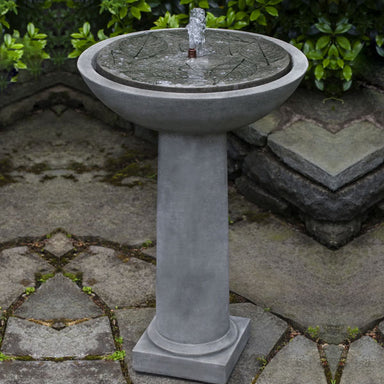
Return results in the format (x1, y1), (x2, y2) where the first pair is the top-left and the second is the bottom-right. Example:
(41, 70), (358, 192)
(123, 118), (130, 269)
(188, 48), (197, 59)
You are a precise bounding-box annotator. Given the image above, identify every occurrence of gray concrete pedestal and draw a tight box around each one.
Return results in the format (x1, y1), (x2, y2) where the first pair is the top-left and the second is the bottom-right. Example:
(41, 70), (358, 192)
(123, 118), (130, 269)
(132, 132), (251, 383)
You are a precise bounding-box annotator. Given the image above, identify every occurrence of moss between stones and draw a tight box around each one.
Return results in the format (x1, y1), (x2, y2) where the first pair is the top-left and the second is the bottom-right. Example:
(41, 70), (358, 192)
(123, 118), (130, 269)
(0, 158), (15, 186)
(102, 150), (156, 186)
(244, 210), (271, 223)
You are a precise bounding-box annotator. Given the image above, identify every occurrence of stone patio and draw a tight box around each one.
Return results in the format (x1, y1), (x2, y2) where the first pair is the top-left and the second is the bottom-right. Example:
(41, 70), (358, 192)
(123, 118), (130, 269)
(0, 60), (383, 383)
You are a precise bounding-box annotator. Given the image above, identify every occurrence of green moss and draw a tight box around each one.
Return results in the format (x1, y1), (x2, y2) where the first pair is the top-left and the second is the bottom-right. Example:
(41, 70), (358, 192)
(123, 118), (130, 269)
(29, 163), (50, 174)
(0, 352), (13, 361)
(105, 350), (126, 361)
(40, 175), (57, 182)
(61, 174), (78, 182)
(245, 210), (271, 223)
(68, 162), (92, 174)
(36, 272), (55, 283)
(0, 159), (15, 186)
(63, 271), (82, 283)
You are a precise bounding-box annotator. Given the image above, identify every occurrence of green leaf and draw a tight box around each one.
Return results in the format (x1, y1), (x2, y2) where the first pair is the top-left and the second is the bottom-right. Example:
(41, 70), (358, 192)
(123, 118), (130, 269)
(82, 22), (91, 36)
(4, 34), (12, 47)
(315, 35), (330, 50)
(315, 23), (332, 34)
(235, 11), (248, 20)
(376, 46), (384, 57)
(11, 43), (23, 49)
(336, 36), (351, 50)
(314, 64), (324, 80)
(376, 35), (384, 48)
(315, 79), (324, 91)
(257, 13), (267, 26)
(198, 0), (209, 8)
(337, 58), (344, 68)
(343, 80), (352, 91)
(335, 23), (352, 34)
(233, 21), (248, 29)
(268, 0), (282, 4)
(303, 40), (314, 54)
(180, 0), (192, 4)
(250, 9), (261, 21)
(322, 57), (329, 67)
(131, 6), (141, 19)
(328, 44), (339, 57)
(119, 6), (127, 19)
(238, 0), (246, 10)
(137, 1), (151, 12)
(35, 33), (47, 39)
(27, 22), (35, 37)
(342, 64), (352, 81)
(307, 50), (323, 60)
(227, 8), (236, 25)
(97, 29), (108, 40)
(265, 6), (278, 16)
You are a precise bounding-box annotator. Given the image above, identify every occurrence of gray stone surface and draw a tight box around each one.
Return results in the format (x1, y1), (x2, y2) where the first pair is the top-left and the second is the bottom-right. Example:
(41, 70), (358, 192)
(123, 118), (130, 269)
(304, 217), (362, 248)
(340, 336), (384, 384)
(256, 336), (327, 384)
(15, 273), (103, 320)
(283, 88), (377, 133)
(96, 29), (291, 92)
(0, 177), (157, 245)
(44, 232), (74, 257)
(0, 109), (157, 245)
(65, 246), (155, 308)
(0, 360), (126, 384)
(268, 120), (384, 191)
(228, 218), (384, 343)
(243, 149), (384, 222)
(235, 175), (291, 216)
(2, 316), (114, 358)
(0, 247), (53, 309)
(233, 111), (281, 147)
(323, 344), (343, 379)
(116, 303), (288, 384)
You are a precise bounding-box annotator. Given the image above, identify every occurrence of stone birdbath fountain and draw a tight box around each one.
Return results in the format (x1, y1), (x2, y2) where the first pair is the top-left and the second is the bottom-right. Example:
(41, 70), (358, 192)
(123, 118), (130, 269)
(78, 9), (307, 384)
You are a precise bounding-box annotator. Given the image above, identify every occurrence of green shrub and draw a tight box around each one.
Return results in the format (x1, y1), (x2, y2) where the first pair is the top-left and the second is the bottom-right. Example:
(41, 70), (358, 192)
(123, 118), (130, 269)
(1, 0), (383, 95)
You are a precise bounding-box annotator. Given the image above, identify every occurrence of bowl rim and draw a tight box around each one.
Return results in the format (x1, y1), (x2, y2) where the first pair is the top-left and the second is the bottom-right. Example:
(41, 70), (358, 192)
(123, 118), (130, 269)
(78, 28), (308, 101)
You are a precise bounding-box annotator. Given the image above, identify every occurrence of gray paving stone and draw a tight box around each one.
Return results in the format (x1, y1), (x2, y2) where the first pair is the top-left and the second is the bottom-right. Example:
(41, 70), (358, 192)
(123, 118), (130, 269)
(44, 232), (74, 257)
(0, 108), (157, 245)
(0, 247), (54, 310)
(65, 246), (156, 308)
(340, 336), (384, 384)
(15, 273), (103, 320)
(268, 120), (384, 191)
(284, 88), (375, 133)
(1, 316), (114, 358)
(229, 218), (384, 344)
(323, 344), (344, 379)
(0, 174), (157, 246)
(233, 111), (281, 147)
(116, 303), (288, 384)
(256, 336), (326, 384)
(0, 360), (126, 384)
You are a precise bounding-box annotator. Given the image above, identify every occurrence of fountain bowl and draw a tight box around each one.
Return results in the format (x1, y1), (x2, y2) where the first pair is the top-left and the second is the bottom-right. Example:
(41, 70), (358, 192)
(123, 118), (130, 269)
(78, 28), (308, 135)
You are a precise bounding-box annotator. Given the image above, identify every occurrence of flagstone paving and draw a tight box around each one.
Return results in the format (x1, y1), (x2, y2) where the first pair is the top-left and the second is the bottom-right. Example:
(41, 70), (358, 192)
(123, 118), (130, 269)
(0, 99), (384, 383)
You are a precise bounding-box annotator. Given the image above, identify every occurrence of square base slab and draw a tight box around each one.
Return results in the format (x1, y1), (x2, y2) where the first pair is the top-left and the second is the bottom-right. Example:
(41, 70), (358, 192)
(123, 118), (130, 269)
(132, 316), (251, 384)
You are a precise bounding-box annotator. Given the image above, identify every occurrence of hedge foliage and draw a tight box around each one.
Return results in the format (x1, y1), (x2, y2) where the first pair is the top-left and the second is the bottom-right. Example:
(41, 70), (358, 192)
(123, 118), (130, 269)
(1, 0), (383, 94)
